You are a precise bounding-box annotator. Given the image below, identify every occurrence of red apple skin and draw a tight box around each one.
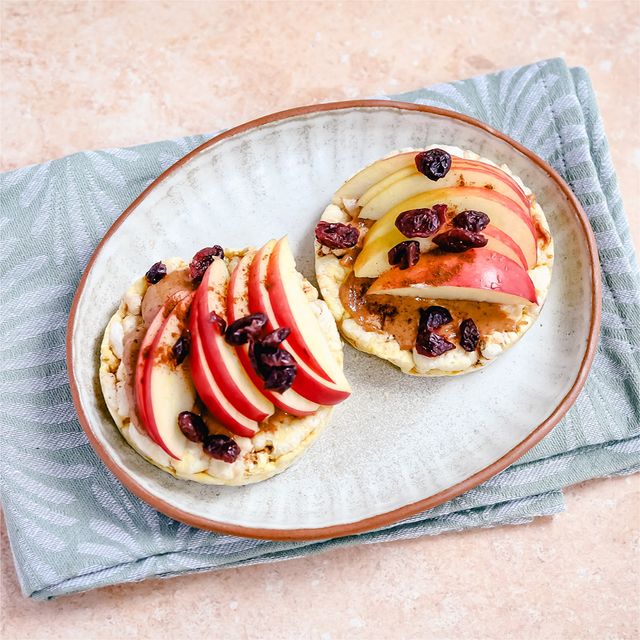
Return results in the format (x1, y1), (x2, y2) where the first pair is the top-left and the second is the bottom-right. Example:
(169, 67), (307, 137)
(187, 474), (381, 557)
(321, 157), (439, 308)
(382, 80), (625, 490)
(134, 292), (189, 448)
(483, 225), (528, 270)
(452, 157), (530, 212)
(227, 253), (320, 417)
(360, 159), (533, 229)
(266, 239), (335, 382)
(195, 260), (274, 422)
(362, 185), (538, 273)
(337, 150), (530, 215)
(434, 186), (536, 244)
(248, 242), (351, 406)
(189, 302), (260, 438)
(134, 305), (166, 441)
(141, 293), (196, 459)
(368, 249), (537, 305)
(480, 188), (534, 246)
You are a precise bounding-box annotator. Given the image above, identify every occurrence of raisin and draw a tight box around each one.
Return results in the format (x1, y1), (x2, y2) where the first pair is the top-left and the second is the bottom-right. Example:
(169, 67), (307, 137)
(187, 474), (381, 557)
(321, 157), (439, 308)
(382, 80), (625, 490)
(188, 246), (224, 282)
(388, 240), (420, 270)
(203, 434), (241, 463)
(395, 205), (447, 238)
(145, 261), (167, 284)
(177, 411), (208, 443)
(263, 366), (297, 393)
(415, 149), (452, 181)
(172, 331), (191, 365)
(459, 318), (480, 352)
(433, 228), (488, 252)
(415, 330), (455, 357)
(315, 221), (359, 249)
(260, 327), (291, 347)
(419, 305), (452, 331)
(451, 210), (490, 232)
(208, 311), (227, 335)
(225, 313), (267, 345)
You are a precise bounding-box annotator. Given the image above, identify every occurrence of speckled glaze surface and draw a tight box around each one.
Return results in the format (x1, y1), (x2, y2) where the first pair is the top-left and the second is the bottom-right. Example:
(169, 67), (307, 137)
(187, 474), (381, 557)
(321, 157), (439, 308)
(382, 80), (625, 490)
(69, 103), (598, 536)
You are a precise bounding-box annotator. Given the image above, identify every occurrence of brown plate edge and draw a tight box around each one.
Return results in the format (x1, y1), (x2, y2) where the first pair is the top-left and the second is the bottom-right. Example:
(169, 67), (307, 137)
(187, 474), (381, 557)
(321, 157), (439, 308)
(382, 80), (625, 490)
(66, 99), (602, 541)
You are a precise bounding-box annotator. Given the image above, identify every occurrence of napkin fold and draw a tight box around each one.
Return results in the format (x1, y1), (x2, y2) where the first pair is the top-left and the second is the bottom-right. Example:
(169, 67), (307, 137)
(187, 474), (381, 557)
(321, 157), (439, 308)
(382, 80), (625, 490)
(1, 57), (638, 599)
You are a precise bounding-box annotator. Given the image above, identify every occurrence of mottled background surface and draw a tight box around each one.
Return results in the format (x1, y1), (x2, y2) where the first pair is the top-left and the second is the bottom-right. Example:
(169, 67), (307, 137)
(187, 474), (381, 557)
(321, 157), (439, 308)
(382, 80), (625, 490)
(1, 1), (639, 638)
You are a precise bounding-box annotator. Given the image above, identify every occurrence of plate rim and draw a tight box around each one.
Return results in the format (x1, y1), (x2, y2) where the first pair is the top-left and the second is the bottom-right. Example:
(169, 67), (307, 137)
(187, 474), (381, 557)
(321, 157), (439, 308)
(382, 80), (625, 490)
(66, 99), (602, 541)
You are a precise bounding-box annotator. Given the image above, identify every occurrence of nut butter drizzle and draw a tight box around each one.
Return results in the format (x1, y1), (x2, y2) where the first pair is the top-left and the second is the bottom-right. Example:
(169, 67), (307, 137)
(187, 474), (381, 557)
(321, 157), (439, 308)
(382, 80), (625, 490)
(339, 267), (516, 352)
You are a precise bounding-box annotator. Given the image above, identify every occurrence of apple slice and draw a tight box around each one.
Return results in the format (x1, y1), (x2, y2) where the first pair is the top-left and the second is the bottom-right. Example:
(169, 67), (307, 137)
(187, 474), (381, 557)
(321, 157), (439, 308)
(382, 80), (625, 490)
(355, 186), (537, 276)
(453, 158), (530, 211)
(134, 292), (188, 439)
(267, 237), (352, 388)
(483, 226), (528, 270)
(190, 302), (260, 438)
(356, 166), (416, 208)
(227, 252), (320, 416)
(333, 150), (529, 213)
(368, 249), (537, 306)
(354, 221), (529, 280)
(249, 240), (351, 406)
(357, 158), (530, 215)
(140, 293), (197, 459)
(359, 158), (531, 221)
(196, 258), (274, 422)
(334, 151), (417, 202)
(363, 187), (533, 251)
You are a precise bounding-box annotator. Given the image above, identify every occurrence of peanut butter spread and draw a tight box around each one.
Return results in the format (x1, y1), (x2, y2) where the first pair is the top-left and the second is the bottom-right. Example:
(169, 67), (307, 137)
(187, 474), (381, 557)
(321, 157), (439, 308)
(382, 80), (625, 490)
(339, 272), (516, 351)
(141, 268), (195, 326)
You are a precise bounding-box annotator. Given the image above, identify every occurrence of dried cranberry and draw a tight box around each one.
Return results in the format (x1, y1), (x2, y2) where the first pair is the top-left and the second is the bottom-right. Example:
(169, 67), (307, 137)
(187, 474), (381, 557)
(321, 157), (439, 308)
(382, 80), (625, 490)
(248, 333), (298, 393)
(252, 341), (296, 380)
(416, 330), (456, 358)
(258, 348), (296, 370)
(208, 311), (227, 335)
(172, 331), (191, 365)
(395, 205), (447, 238)
(263, 366), (297, 393)
(433, 228), (488, 252)
(460, 318), (480, 352)
(145, 261), (167, 284)
(188, 246), (224, 282)
(225, 313), (267, 345)
(419, 306), (452, 331)
(415, 149), (452, 181)
(315, 221), (359, 249)
(260, 327), (291, 347)
(177, 411), (208, 443)
(203, 434), (241, 463)
(388, 240), (420, 270)
(452, 210), (490, 232)
(248, 340), (260, 374)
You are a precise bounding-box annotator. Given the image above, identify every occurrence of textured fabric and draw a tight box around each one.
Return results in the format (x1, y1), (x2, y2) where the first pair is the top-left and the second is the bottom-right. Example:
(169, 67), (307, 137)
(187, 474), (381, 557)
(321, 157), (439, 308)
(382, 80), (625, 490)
(1, 58), (638, 599)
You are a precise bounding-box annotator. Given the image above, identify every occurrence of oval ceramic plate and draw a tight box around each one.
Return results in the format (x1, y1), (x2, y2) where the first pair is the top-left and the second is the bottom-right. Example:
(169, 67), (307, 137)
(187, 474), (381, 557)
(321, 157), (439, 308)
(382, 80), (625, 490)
(68, 101), (600, 540)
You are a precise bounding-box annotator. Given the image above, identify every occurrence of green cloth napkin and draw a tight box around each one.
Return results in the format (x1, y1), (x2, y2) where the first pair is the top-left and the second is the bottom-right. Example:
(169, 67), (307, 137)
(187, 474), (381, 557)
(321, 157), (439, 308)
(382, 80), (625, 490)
(1, 58), (638, 599)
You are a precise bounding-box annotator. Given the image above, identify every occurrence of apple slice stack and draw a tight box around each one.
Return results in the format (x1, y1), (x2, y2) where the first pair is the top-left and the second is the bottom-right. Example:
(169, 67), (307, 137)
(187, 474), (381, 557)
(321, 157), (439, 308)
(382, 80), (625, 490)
(330, 149), (540, 307)
(133, 239), (351, 461)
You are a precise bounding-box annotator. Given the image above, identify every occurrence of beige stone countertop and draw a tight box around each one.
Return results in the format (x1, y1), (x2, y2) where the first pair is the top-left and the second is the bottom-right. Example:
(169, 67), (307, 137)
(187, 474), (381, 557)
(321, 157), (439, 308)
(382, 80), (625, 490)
(1, 1), (638, 638)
